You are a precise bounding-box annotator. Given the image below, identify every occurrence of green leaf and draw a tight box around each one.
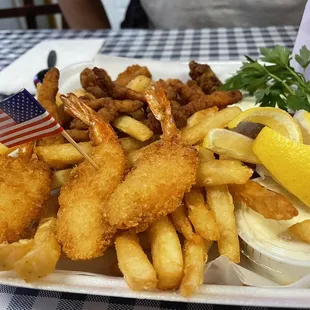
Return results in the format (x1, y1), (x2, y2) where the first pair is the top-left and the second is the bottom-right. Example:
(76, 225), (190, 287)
(276, 96), (287, 110)
(287, 89), (310, 112)
(221, 60), (268, 94)
(255, 88), (269, 104)
(244, 55), (255, 63)
(222, 45), (310, 112)
(295, 45), (310, 69)
(260, 45), (290, 67)
(254, 85), (288, 110)
(287, 95), (308, 111)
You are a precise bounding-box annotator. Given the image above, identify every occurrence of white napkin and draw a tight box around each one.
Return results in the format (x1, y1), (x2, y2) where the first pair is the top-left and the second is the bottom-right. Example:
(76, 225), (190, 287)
(0, 39), (104, 95)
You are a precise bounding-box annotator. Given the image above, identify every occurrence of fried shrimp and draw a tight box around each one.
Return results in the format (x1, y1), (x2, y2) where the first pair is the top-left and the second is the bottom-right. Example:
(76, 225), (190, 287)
(106, 82), (198, 232)
(37, 68), (64, 145)
(56, 94), (126, 260)
(0, 143), (52, 243)
(37, 68), (61, 123)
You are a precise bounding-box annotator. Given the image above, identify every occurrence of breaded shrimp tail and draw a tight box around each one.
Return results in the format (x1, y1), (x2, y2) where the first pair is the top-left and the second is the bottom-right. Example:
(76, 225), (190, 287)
(145, 83), (179, 140)
(62, 93), (116, 145)
(106, 82), (199, 232)
(56, 94), (126, 260)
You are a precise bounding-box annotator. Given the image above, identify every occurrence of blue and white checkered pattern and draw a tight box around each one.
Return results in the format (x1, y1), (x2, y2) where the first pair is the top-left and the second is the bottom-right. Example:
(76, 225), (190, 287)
(0, 26), (298, 72)
(0, 27), (301, 310)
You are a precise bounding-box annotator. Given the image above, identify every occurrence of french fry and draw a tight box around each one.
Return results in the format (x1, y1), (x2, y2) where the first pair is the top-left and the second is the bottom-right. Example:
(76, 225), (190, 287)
(126, 150), (141, 169)
(126, 75), (152, 93)
(52, 169), (71, 190)
(66, 129), (89, 142)
(195, 145), (214, 163)
(34, 142), (92, 169)
(73, 88), (95, 99)
(0, 239), (34, 271)
(186, 107), (218, 128)
(57, 89), (95, 105)
(196, 159), (253, 186)
(119, 137), (147, 153)
(219, 154), (230, 160)
(148, 217), (183, 290)
(185, 188), (219, 241)
(115, 231), (157, 291)
(206, 185), (240, 263)
(170, 204), (194, 240)
(180, 234), (206, 297)
(289, 220), (310, 243)
(113, 115), (153, 141)
(181, 106), (242, 145)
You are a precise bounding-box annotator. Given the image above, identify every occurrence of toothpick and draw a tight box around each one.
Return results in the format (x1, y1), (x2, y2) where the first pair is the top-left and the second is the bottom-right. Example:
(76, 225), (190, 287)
(61, 130), (99, 170)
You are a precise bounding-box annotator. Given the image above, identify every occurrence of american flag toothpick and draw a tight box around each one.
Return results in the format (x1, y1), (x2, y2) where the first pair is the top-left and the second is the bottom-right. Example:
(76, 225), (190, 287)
(0, 89), (98, 169)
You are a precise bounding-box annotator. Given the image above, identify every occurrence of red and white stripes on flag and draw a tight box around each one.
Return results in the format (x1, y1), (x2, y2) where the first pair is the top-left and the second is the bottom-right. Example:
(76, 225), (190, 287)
(0, 109), (63, 147)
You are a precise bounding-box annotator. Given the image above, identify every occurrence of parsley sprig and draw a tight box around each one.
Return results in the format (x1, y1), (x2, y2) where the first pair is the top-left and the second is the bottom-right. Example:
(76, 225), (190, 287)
(222, 45), (310, 112)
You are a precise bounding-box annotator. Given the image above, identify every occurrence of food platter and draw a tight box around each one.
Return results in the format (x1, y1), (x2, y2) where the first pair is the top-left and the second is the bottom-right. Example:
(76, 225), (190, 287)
(1, 55), (310, 308)
(59, 55), (242, 94)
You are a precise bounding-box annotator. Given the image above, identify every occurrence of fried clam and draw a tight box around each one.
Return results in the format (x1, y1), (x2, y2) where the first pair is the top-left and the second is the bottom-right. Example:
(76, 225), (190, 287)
(80, 68), (107, 98)
(189, 60), (222, 94)
(115, 64), (152, 87)
(147, 79), (242, 132)
(70, 97), (144, 130)
(93, 67), (146, 103)
(229, 179), (298, 220)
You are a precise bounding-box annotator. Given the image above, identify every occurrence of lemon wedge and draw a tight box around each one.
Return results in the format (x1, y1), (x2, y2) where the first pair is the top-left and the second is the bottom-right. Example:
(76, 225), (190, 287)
(14, 217), (61, 282)
(0, 239), (34, 271)
(228, 107), (303, 142)
(203, 128), (260, 164)
(253, 126), (310, 207)
(294, 110), (310, 144)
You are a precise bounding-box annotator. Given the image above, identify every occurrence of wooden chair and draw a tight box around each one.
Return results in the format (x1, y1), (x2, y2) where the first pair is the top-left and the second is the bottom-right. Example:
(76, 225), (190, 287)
(0, 0), (68, 29)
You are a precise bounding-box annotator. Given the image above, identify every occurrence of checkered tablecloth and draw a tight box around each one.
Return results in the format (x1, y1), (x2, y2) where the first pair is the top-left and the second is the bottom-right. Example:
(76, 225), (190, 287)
(0, 26), (302, 310)
(0, 26), (298, 72)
